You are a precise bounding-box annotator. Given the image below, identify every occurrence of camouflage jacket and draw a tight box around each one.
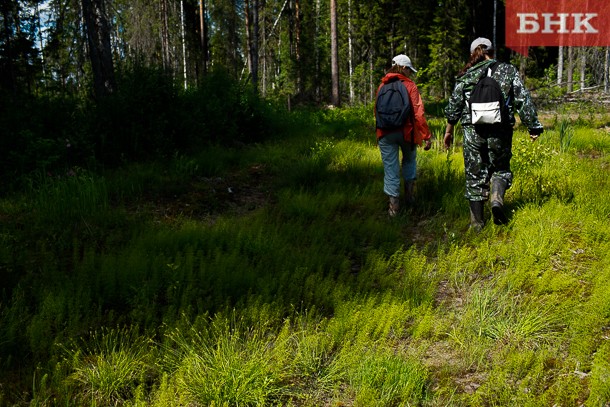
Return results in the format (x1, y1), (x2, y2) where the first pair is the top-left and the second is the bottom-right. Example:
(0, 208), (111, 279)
(445, 59), (543, 134)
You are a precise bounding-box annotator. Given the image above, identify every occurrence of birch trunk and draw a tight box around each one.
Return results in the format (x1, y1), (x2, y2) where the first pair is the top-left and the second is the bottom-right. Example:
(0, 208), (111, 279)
(579, 48), (586, 92)
(604, 47), (610, 93)
(557, 46), (563, 87)
(295, 0), (301, 95)
(180, 0), (187, 89)
(330, 0), (339, 106)
(567, 47), (574, 92)
(348, 0), (353, 104)
(160, 0), (170, 71)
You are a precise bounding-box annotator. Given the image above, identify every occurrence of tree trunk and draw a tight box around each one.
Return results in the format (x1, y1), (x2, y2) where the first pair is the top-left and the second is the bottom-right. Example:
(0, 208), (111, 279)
(294, 0), (301, 95)
(180, 0), (187, 89)
(579, 48), (586, 92)
(252, 0), (259, 88)
(369, 40), (373, 102)
(245, 0), (259, 88)
(81, 0), (116, 98)
(604, 47), (610, 93)
(36, 2), (46, 77)
(261, 1), (267, 96)
(348, 0), (353, 104)
(160, 0), (171, 71)
(200, 0), (208, 75)
(245, 0), (253, 77)
(0, 1), (16, 94)
(567, 46), (574, 93)
(330, 0), (339, 106)
(557, 46), (563, 87)
(315, 0), (320, 102)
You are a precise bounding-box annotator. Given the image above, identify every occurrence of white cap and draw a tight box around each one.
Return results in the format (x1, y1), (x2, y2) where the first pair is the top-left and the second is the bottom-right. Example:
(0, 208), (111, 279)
(392, 54), (417, 72)
(470, 37), (493, 54)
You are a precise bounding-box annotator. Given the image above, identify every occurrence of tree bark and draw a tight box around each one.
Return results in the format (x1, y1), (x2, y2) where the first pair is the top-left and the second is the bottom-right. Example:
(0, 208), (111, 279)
(294, 0), (301, 95)
(160, 0), (171, 71)
(347, 0), (353, 104)
(200, 0), (208, 75)
(330, 0), (339, 106)
(0, 1), (16, 94)
(81, 0), (116, 98)
(557, 46), (563, 87)
(180, 0), (187, 89)
(252, 0), (259, 88)
(245, 0), (253, 76)
(315, 0), (320, 102)
(604, 47), (610, 93)
(567, 46), (574, 93)
(244, 0), (259, 88)
(579, 48), (586, 92)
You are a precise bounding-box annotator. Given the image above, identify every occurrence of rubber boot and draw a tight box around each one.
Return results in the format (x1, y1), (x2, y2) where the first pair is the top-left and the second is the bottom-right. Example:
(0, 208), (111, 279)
(404, 180), (415, 205)
(469, 200), (485, 232)
(388, 196), (400, 217)
(490, 178), (508, 225)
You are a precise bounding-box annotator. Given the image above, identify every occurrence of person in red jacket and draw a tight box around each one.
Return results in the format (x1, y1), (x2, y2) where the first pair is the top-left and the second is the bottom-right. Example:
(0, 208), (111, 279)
(376, 54), (432, 217)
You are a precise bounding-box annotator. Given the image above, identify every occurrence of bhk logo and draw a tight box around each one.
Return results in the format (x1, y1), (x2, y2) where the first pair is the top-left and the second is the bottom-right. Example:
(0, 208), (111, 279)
(517, 13), (598, 34)
(506, 0), (610, 56)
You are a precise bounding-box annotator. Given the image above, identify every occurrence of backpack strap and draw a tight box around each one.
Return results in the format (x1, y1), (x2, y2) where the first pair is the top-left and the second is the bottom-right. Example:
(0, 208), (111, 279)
(480, 61), (497, 78)
(489, 61), (499, 76)
(488, 61), (512, 108)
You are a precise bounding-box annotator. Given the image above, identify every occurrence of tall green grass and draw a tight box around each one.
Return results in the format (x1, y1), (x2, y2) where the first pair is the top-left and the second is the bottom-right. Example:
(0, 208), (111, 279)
(1, 103), (609, 405)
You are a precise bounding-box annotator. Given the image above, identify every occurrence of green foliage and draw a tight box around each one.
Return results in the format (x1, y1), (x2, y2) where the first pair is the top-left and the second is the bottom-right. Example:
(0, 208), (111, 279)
(0, 67), (286, 189)
(91, 66), (178, 165)
(0, 94), (87, 184)
(60, 327), (155, 406)
(26, 171), (109, 226)
(558, 118), (574, 152)
(526, 65), (566, 100)
(341, 347), (429, 406)
(165, 318), (284, 405)
(510, 132), (559, 203)
(422, 7), (464, 100)
(463, 284), (564, 348)
(588, 341), (610, 406)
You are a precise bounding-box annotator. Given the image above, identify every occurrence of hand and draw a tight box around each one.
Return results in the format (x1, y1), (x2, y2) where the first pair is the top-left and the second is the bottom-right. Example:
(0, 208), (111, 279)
(424, 139), (432, 151)
(443, 133), (453, 149)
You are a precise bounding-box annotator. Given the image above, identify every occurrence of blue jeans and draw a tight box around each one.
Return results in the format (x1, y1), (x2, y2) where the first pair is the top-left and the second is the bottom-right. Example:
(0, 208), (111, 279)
(378, 132), (417, 198)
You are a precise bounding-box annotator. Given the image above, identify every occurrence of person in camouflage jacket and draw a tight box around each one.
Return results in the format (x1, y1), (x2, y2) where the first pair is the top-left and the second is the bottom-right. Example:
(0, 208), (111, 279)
(444, 37), (544, 231)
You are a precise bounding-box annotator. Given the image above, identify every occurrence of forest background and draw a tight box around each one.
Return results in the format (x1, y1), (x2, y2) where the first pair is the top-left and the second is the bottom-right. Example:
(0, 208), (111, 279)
(1, 0), (610, 406)
(2, 0), (610, 178)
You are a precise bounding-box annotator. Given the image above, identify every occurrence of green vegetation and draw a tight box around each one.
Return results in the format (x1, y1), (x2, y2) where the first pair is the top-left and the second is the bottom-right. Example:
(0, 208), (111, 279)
(1, 101), (610, 406)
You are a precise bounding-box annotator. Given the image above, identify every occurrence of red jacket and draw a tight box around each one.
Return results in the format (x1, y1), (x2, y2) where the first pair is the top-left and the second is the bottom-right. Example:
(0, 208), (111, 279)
(375, 73), (432, 146)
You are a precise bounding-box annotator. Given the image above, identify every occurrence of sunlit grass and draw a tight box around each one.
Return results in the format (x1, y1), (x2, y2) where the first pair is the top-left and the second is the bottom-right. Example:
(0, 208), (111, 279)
(60, 327), (154, 406)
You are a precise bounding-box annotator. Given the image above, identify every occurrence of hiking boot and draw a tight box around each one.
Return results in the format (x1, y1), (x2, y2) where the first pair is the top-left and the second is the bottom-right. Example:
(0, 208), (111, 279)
(469, 200), (485, 232)
(490, 178), (508, 225)
(388, 196), (400, 217)
(404, 180), (415, 205)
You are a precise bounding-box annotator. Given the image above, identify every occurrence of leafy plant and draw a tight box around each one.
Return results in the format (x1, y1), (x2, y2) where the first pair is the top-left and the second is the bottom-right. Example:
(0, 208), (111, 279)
(558, 119), (574, 152)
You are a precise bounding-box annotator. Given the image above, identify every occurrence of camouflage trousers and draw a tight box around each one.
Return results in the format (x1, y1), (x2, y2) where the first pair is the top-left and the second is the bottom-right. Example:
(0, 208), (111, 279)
(462, 125), (513, 201)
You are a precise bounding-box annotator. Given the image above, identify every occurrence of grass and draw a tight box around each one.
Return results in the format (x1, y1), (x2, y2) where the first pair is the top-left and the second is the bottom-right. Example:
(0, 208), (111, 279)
(1, 102), (610, 406)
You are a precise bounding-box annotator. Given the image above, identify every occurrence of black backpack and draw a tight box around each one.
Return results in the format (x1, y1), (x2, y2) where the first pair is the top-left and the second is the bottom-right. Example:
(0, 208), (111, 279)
(470, 62), (510, 130)
(375, 78), (411, 130)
